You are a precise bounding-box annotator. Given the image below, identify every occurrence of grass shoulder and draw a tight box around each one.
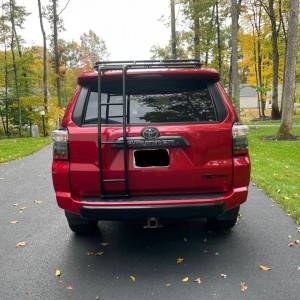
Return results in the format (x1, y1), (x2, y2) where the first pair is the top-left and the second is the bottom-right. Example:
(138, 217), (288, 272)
(0, 137), (52, 164)
(249, 126), (300, 223)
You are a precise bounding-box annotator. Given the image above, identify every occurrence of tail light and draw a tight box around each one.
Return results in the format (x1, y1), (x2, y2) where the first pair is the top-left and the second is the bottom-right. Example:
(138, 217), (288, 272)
(232, 123), (249, 156)
(51, 128), (69, 160)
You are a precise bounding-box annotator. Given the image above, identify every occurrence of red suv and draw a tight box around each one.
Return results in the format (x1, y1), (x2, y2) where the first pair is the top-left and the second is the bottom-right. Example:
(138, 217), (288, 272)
(51, 60), (250, 233)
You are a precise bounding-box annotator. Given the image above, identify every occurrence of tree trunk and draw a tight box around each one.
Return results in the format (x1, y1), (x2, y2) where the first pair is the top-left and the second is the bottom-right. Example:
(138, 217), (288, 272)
(193, 0), (200, 60)
(9, 0), (21, 136)
(261, 0), (281, 119)
(231, 0), (240, 117)
(253, 36), (262, 119)
(4, 39), (9, 135)
(38, 0), (48, 108)
(279, 0), (288, 113)
(277, 0), (299, 136)
(170, 0), (177, 59)
(216, 1), (222, 81)
(53, 0), (62, 108)
(205, 5), (216, 66)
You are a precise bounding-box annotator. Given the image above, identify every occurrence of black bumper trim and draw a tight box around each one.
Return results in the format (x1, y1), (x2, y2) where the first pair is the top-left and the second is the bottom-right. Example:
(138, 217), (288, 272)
(80, 202), (224, 221)
(81, 193), (224, 202)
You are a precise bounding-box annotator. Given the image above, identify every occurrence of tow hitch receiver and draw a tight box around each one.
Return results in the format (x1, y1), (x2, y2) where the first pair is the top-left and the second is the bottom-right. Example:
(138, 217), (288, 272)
(143, 217), (163, 229)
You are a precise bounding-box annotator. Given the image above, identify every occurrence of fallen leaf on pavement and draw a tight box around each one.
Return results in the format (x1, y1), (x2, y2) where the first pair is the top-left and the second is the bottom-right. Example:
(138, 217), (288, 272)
(55, 270), (61, 277)
(95, 251), (104, 256)
(66, 286), (73, 290)
(34, 200), (43, 204)
(288, 243), (294, 247)
(19, 207), (26, 211)
(182, 277), (189, 282)
(15, 241), (26, 248)
(294, 240), (300, 244)
(177, 258), (184, 264)
(100, 242), (109, 246)
(130, 276), (136, 282)
(260, 265), (271, 271)
(11, 221), (18, 224)
(240, 282), (248, 292)
(194, 278), (201, 284)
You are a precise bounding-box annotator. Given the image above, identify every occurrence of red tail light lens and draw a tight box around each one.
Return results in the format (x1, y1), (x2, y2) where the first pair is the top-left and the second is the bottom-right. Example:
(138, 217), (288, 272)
(232, 124), (249, 156)
(51, 128), (69, 160)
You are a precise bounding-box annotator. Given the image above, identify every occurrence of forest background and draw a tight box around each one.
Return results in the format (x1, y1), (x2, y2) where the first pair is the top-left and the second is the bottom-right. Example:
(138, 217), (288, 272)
(0, 0), (299, 138)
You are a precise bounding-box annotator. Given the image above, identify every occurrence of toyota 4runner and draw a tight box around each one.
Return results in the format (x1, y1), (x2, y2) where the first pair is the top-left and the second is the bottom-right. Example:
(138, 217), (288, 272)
(51, 60), (250, 233)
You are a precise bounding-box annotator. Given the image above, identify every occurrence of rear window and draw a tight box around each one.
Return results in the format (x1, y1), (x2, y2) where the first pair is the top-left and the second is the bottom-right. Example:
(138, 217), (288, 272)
(83, 78), (219, 125)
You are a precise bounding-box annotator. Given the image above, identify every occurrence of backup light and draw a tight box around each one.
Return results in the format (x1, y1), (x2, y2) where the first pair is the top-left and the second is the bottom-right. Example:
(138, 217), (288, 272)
(232, 124), (249, 138)
(51, 128), (69, 160)
(232, 123), (249, 156)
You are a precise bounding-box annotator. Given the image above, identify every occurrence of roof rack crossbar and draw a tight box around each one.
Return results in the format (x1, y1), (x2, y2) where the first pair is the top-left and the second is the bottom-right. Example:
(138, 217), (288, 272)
(94, 59), (201, 71)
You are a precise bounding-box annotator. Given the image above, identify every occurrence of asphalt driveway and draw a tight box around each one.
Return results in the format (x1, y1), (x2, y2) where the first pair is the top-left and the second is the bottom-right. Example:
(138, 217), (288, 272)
(1, 145), (300, 299)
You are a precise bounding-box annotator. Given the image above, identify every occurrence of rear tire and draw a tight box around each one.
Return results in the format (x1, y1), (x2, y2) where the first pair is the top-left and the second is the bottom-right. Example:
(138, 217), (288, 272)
(207, 206), (240, 231)
(65, 211), (98, 234)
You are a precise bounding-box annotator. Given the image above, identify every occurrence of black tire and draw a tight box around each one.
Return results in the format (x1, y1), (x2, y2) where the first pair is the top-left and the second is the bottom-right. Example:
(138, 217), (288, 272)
(207, 206), (240, 231)
(65, 211), (98, 234)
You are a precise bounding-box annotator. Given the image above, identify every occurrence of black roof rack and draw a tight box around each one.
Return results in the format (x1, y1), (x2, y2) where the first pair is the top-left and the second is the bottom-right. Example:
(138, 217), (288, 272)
(94, 59), (202, 71)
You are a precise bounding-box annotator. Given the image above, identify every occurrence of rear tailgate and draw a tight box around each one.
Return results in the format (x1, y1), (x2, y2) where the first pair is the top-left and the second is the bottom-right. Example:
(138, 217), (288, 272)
(68, 123), (233, 197)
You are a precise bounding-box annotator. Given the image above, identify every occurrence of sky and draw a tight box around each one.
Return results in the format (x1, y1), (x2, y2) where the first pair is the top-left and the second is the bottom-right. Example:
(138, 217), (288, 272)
(17, 0), (172, 60)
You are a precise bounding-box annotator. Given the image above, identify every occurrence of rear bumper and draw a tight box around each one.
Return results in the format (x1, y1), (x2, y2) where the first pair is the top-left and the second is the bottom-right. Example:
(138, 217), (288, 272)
(55, 186), (248, 221)
(80, 202), (224, 220)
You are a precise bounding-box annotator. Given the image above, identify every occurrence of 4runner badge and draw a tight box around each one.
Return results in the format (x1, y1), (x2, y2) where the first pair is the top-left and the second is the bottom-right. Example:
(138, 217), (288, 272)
(141, 127), (160, 139)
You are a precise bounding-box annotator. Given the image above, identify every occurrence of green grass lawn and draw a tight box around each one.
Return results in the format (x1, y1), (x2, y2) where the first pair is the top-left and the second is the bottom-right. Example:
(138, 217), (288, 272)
(0, 137), (51, 163)
(243, 114), (300, 125)
(249, 126), (300, 223)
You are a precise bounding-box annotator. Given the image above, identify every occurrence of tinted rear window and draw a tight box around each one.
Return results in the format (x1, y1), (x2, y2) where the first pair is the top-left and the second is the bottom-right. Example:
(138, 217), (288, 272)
(83, 78), (219, 125)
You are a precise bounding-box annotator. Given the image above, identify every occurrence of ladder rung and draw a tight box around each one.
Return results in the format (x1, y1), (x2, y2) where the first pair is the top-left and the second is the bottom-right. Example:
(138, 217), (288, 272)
(101, 103), (123, 106)
(103, 179), (125, 182)
(104, 115), (125, 118)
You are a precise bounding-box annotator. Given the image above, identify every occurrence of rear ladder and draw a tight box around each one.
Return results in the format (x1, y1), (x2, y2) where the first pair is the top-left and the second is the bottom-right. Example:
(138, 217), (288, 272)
(97, 64), (130, 198)
(96, 60), (201, 198)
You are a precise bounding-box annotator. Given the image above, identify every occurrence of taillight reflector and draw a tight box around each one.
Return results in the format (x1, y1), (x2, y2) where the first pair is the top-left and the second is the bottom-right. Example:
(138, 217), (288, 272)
(51, 128), (69, 160)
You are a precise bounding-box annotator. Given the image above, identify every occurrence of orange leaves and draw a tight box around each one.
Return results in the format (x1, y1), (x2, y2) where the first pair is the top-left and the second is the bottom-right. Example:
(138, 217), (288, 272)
(19, 207), (26, 213)
(177, 258), (184, 264)
(240, 282), (248, 292)
(260, 265), (271, 271)
(15, 241), (27, 248)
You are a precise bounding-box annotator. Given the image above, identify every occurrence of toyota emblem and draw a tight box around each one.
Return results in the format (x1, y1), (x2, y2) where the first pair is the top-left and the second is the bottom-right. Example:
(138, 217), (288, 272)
(141, 127), (160, 139)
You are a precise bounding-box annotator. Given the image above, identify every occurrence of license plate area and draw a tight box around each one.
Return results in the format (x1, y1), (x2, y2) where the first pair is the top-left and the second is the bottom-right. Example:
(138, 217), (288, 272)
(134, 149), (170, 168)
